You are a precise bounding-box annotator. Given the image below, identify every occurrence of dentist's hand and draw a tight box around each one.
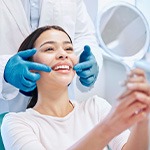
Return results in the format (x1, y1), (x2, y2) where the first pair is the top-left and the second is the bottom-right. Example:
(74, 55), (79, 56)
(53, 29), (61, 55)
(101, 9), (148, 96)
(73, 45), (99, 87)
(4, 49), (51, 92)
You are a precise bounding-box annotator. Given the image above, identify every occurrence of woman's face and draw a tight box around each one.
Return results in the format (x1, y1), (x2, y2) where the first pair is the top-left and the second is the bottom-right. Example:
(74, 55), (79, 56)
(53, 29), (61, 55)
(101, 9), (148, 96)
(33, 29), (78, 87)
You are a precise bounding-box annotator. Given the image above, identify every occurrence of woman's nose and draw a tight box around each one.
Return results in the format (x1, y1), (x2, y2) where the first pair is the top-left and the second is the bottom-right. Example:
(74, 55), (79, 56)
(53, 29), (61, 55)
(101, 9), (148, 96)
(56, 49), (68, 59)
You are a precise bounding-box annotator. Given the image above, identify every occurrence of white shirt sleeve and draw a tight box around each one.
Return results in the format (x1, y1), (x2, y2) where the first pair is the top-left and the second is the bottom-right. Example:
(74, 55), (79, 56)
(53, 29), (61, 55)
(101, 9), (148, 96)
(73, 0), (103, 93)
(1, 113), (46, 150)
(0, 55), (19, 101)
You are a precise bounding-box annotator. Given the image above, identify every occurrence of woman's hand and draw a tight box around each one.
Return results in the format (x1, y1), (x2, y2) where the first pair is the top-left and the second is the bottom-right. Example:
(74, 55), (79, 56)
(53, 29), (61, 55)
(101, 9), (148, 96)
(102, 68), (150, 137)
(120, 68), (150, 98)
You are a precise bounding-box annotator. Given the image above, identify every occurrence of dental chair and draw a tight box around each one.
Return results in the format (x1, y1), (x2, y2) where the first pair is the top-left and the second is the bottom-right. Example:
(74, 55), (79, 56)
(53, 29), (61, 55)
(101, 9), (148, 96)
(0, 112), (8, 150)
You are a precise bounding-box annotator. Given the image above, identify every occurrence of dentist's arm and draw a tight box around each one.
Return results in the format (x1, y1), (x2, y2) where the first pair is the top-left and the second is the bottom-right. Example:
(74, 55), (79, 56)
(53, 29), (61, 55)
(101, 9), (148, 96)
(73, 45), (99, 87)
(4, 49), (51, 92)
(74, 0), (103, 87)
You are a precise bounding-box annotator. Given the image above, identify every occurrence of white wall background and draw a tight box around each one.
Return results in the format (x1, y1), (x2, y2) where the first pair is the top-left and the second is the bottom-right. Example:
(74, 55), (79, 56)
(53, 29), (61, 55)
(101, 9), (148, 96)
(75, 0), (150, 105)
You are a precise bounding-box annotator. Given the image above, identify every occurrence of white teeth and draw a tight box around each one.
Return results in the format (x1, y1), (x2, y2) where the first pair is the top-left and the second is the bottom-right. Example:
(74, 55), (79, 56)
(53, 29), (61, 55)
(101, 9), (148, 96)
(54, 65), (70, 70)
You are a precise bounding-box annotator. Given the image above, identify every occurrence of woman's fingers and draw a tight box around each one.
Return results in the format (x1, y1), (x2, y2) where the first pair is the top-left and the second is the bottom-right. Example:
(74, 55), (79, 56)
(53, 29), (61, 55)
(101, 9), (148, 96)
(126, 76), (145, 83)
(119, 68), (150, 98)
(120, 76), (145, 87)
(129, 68), (146, 77)
(128, 101), (148, 116)
(127, 82), (150, 96)
(122, 69), (146, 86)
(118, 91), (150, 108)
(108, 101), (148, 133)
(109, 68), (150, 133)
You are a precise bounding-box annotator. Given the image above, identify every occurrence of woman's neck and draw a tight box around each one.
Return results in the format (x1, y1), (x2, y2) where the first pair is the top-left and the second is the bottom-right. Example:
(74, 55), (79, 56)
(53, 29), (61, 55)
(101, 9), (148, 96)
(33, 87), (74, 117)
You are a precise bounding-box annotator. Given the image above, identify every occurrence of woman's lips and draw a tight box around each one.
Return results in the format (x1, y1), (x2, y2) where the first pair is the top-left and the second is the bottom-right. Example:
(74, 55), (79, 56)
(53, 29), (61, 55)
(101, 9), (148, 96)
(52, 65), (71, 71)
(51, 62), (73, 72)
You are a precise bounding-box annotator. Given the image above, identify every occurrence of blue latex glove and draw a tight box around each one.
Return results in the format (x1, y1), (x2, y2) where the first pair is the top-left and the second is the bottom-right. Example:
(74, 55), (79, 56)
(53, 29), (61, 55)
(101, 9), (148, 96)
(73, 45), (99, 87)
(4, 49), (51, 92)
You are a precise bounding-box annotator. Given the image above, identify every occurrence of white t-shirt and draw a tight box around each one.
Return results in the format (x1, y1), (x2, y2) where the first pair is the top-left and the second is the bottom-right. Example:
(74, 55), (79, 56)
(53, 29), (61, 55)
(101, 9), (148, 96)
(1, 95), (130, 150)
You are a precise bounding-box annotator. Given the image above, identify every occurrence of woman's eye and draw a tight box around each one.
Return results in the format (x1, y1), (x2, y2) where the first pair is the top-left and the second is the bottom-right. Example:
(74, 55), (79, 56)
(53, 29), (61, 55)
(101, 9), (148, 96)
(65, 47), (73, 51)
(45, 47), (54, 51)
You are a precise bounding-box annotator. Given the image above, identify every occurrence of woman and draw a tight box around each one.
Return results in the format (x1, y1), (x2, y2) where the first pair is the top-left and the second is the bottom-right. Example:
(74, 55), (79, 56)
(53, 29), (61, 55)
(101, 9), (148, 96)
(1, 0), (101, 113)
(1, 25), (150, 150)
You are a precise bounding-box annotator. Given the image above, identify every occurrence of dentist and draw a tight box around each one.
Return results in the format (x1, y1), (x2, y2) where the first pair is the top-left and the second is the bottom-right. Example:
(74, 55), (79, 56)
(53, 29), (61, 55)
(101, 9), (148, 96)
(0, 0), (102, 113)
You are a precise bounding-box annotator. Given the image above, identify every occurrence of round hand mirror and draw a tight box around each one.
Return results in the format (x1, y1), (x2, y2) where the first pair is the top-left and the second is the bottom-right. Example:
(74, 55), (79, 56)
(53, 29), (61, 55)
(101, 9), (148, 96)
(96, 2), (150, 71)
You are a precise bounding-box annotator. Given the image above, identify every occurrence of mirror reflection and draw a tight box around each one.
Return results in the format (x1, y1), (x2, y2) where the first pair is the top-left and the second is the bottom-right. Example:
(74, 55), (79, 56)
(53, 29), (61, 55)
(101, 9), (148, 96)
(100, 5), (146, 57)
(97, 2), (149, 64)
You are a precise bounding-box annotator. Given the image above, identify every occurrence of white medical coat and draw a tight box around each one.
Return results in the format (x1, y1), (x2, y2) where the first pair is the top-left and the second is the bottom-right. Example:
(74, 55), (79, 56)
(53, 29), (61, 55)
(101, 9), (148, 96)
(0, 0), (103, 112)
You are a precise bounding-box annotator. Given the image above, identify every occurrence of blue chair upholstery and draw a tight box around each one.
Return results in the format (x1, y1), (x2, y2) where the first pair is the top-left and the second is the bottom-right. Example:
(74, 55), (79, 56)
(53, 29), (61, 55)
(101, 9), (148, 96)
(0, 112), (8, 150)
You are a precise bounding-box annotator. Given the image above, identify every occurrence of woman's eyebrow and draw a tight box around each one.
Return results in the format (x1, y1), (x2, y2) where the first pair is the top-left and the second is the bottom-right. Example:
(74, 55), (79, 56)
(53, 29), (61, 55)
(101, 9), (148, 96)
(63, 41), (72, 44)
(40, 41), (55, 48)
(40, 41), (72, 48)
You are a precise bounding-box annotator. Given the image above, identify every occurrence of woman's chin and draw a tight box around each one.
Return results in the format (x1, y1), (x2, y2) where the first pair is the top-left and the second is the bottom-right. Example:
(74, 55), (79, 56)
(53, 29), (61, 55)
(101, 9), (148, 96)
(56, 78), (72, 86)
